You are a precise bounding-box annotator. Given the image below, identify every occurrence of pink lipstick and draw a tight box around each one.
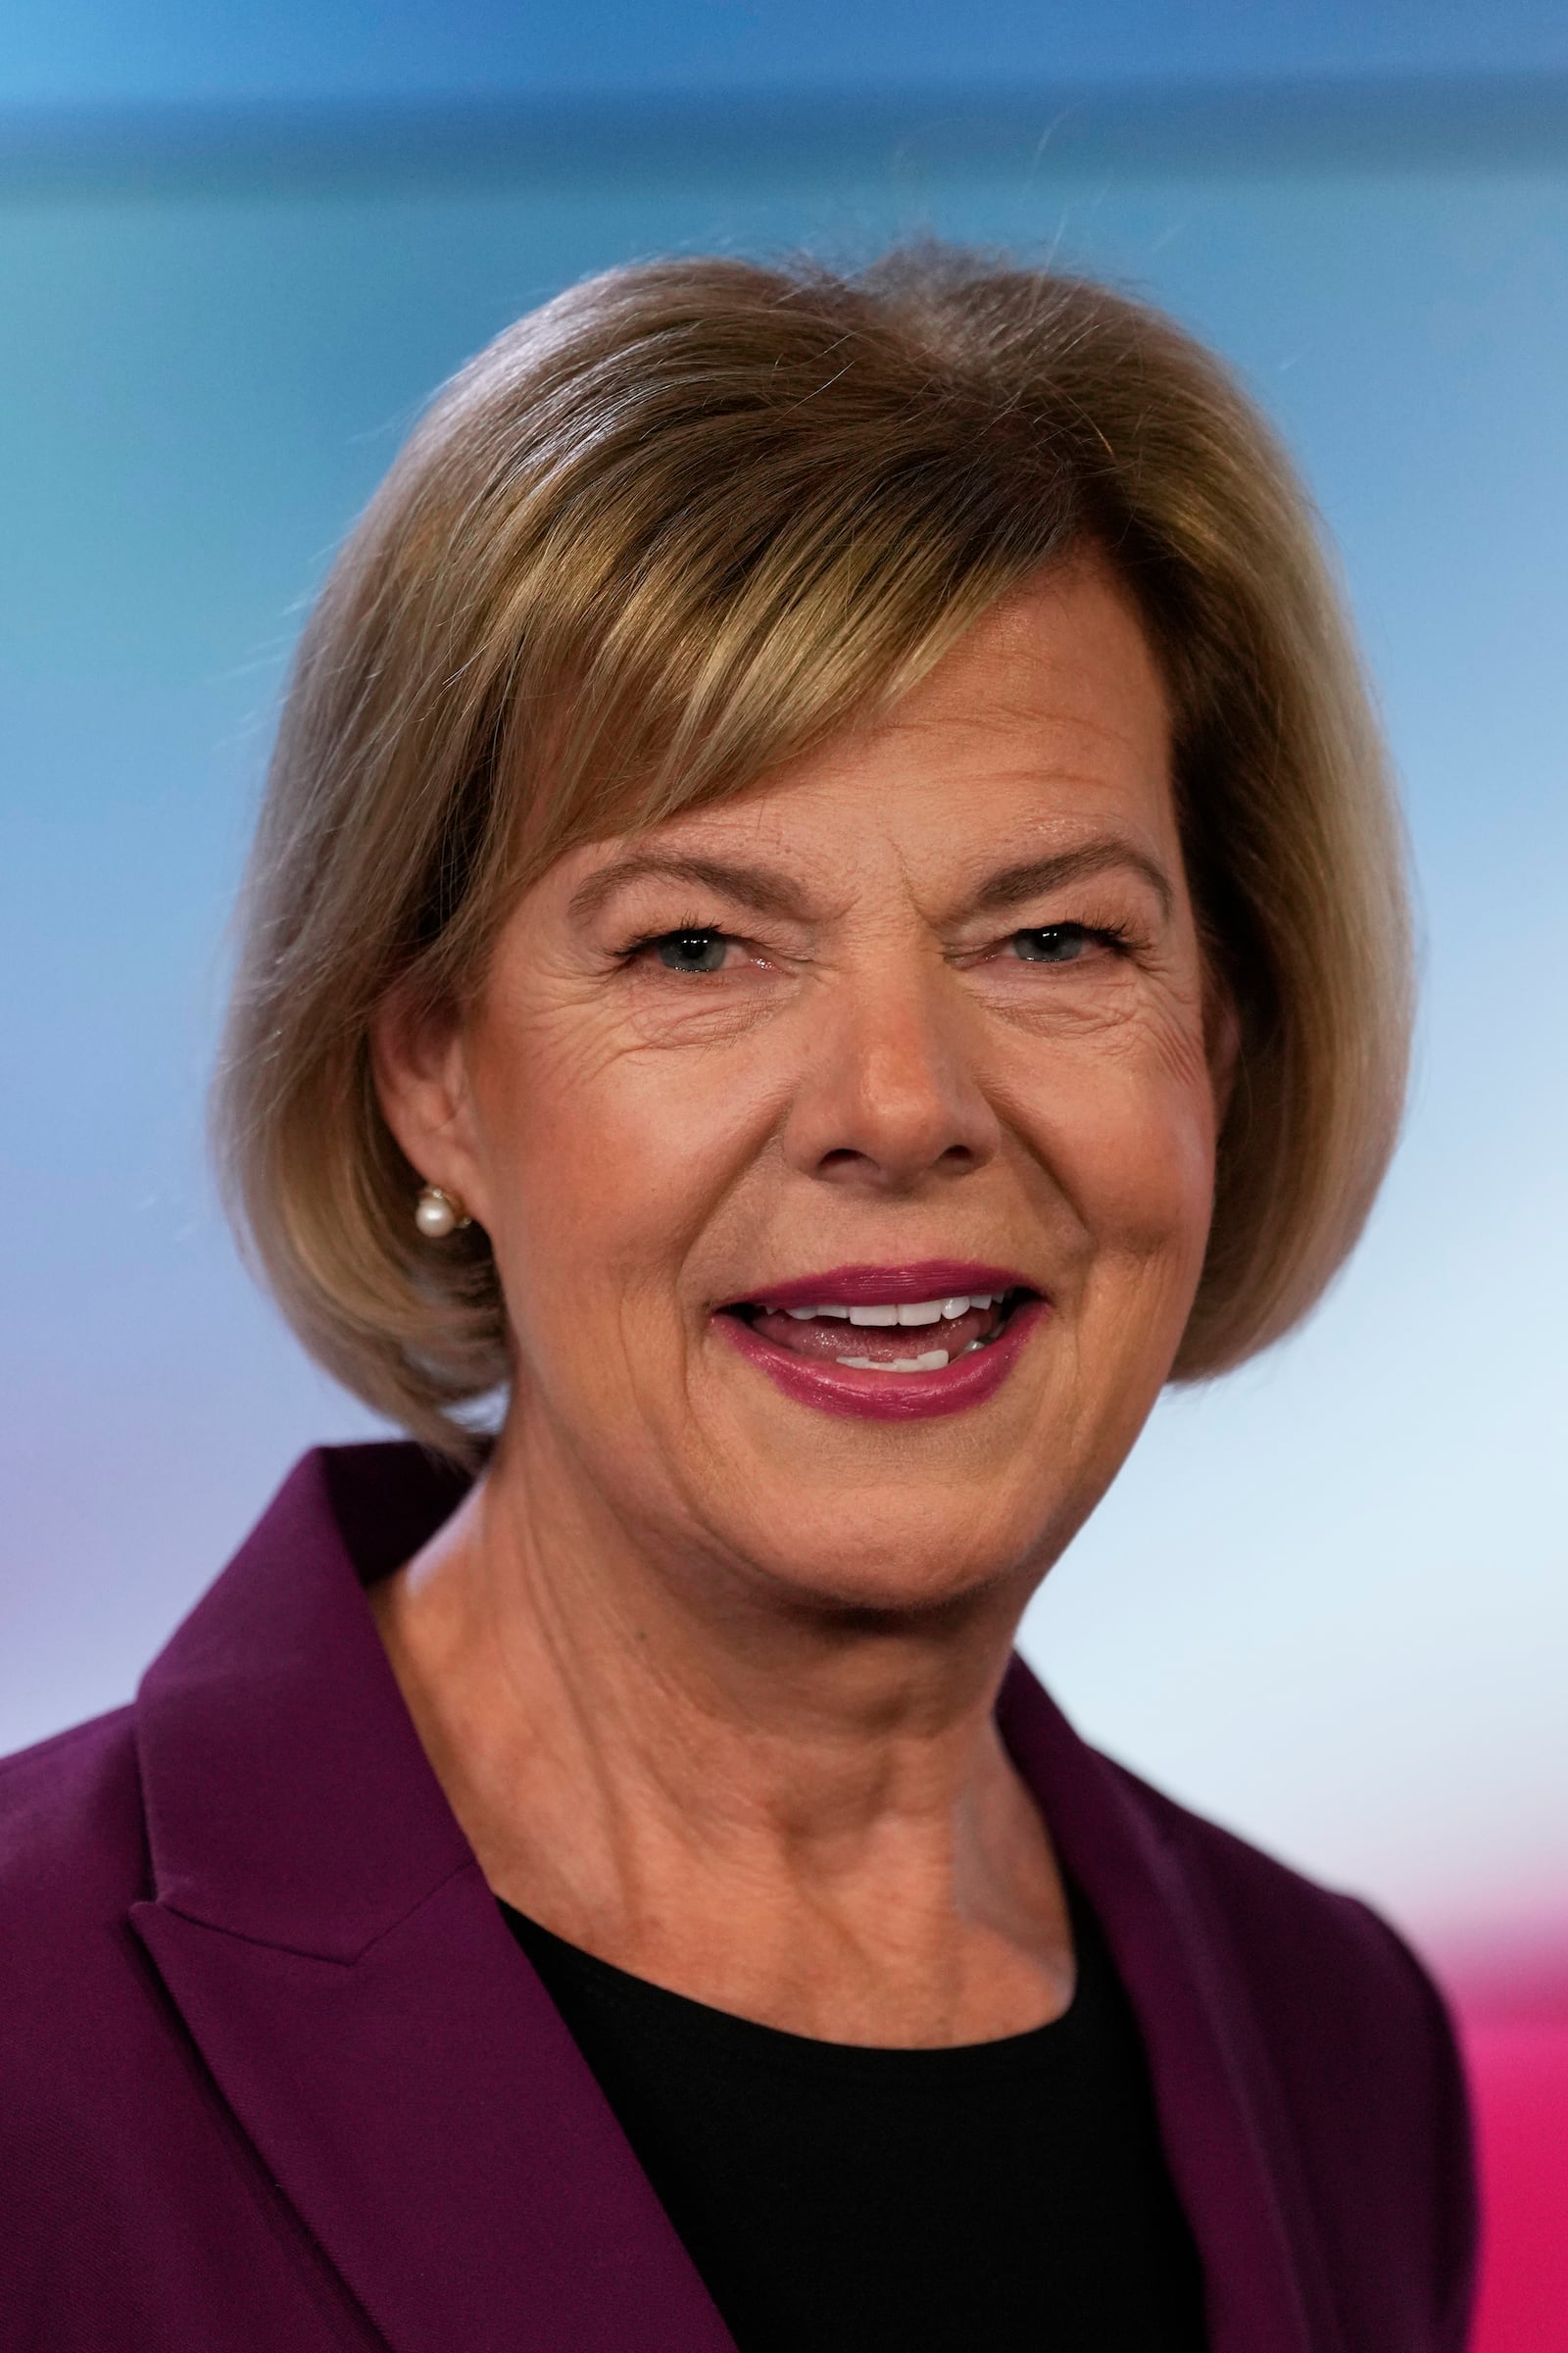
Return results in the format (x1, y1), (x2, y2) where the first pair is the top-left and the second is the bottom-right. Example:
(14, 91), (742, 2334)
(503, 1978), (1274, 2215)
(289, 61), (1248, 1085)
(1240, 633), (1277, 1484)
(716, 1261), (1046, 1422)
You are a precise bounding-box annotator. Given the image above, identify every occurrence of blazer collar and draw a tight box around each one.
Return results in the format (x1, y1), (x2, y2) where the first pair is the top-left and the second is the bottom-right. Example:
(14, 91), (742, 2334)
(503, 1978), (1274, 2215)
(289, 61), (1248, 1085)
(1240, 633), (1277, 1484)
(999, 1660), (1344, 2353)
(134, 1443), (1338, 2353)
(136, 1445), (471, 1958)
(132, 1445), (736, 2353)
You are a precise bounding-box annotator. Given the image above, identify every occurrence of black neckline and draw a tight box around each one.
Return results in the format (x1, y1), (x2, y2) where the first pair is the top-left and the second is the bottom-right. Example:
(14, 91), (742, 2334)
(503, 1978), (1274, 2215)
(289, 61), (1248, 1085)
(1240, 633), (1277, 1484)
(499, 1884), (1098, 2087)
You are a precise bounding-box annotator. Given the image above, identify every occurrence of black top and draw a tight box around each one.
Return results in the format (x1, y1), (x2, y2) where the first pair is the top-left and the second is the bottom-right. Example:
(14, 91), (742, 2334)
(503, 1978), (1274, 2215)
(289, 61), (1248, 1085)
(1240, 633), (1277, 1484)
(501, 1887), (1207, 2352)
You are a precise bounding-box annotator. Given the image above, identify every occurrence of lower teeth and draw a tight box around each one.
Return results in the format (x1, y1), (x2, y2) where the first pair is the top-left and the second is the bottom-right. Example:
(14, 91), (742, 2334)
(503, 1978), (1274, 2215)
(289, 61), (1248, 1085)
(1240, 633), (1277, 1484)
(834, 1337), (990, 1373)
(837, 1349), (948, 1372)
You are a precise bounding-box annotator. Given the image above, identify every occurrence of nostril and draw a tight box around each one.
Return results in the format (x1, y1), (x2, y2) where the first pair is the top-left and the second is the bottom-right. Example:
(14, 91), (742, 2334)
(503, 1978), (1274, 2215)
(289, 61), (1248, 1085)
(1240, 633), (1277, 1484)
(814, 1143), (980, 1182)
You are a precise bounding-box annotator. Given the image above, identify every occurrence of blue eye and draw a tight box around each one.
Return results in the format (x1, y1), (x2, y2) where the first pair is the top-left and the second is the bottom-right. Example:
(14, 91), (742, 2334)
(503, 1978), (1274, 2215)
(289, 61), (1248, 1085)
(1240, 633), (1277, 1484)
(654, 930), (729, 973)
(1011, 924), (1092, 963)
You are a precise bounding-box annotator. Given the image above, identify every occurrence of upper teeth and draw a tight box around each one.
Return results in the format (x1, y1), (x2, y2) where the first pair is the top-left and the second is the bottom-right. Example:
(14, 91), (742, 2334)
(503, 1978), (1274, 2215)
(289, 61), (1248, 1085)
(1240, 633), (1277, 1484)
(778, 1294), (997, 1325)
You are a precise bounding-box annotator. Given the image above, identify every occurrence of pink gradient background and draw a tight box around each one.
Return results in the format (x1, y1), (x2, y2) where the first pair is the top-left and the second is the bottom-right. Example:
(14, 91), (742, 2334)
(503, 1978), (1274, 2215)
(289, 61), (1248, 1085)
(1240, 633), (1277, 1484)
(1457, 1963), (1568, 2349)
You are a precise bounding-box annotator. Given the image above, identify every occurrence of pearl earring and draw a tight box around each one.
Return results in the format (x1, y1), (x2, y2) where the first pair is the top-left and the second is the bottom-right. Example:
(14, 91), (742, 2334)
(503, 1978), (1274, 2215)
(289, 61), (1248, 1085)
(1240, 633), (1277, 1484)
(414, 1185), (470, 1240)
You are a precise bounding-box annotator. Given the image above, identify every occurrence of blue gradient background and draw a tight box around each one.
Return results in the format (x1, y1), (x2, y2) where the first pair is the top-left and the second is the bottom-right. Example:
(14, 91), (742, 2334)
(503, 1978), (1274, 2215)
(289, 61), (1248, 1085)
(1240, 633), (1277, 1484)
(4, 4), (1566, 1966)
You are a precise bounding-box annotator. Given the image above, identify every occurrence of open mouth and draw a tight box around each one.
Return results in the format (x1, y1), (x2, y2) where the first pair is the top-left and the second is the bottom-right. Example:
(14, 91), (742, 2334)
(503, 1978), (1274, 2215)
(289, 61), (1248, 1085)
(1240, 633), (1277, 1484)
(723, 1286), (1031, 1374)
(712, 1260), (1046, 1419)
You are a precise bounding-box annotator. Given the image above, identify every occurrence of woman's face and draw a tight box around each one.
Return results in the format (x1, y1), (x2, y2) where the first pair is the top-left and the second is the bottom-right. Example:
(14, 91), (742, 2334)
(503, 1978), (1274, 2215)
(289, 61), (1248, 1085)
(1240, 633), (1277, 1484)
(389, 564), (1228, 1615)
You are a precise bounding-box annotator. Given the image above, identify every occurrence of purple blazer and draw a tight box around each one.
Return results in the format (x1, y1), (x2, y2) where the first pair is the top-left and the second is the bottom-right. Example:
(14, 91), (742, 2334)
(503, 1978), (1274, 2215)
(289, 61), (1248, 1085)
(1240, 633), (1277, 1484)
(1, 1443), (1474, 2352)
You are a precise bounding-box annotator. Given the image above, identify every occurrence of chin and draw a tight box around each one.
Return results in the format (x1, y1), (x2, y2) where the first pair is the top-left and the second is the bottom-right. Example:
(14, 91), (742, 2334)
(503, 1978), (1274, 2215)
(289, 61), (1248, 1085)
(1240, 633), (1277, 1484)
(724, 1492), (1046, 1623)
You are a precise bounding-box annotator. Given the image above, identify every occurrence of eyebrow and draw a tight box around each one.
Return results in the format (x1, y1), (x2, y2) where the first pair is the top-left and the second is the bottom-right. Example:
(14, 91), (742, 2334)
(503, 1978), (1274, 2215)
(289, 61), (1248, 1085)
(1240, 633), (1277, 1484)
(567, 854), (814, 926)
(972, 842), (1174, 921)
(568, 838), (1175, 930)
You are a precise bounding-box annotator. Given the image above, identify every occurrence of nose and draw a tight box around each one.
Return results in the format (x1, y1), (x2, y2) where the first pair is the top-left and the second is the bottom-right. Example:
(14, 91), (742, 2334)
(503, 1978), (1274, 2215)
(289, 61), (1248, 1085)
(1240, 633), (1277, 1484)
(780, 964), (1002, 1193)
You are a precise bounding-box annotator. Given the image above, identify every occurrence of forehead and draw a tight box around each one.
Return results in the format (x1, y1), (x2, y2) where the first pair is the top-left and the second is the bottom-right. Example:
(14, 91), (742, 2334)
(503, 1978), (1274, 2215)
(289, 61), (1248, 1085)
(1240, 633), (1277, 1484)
(537, 560), (1182, 929)
(665, 564), (1173, 867)
(897, 561), (1170, 743)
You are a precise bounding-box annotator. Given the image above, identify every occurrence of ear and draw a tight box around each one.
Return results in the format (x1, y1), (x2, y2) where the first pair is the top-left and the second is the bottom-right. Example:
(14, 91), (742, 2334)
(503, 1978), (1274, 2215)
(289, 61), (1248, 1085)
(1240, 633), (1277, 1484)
(369, 983), (489, 1225)
(1204, 973), (1243, 1131)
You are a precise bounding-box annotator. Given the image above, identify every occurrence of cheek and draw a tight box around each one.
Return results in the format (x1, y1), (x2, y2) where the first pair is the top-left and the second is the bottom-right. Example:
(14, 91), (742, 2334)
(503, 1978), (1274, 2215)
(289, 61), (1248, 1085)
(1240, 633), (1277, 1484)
(466, 1006), (778, 1356)
(1017, 1030), (1219, 1284)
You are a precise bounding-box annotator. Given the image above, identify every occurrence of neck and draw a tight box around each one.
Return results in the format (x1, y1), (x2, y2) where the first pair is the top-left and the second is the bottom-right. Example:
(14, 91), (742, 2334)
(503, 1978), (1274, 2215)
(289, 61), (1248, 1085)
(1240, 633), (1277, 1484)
(371, 1412), (1073, 2045)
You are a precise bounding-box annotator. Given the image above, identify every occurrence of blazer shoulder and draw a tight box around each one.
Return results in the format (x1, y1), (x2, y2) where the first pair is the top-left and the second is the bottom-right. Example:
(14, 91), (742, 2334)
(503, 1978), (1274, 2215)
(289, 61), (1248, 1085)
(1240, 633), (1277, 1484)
(1106, 1752), (1453, 2030)
(1104, 1754), (1477, 2352)
(0, 1707), (169, 2167)
(0, 1706), (148, 1941)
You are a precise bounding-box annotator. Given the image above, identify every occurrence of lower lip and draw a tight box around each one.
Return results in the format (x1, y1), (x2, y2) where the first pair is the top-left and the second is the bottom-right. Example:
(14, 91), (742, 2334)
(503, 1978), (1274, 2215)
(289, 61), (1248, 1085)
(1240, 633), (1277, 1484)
(717, 1298), (1049, 1422)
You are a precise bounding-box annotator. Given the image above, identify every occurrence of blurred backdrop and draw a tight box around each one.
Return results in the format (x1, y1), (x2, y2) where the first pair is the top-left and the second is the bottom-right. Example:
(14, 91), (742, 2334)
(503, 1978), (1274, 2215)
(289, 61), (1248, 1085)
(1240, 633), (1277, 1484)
(4, 9), (1568, 2328)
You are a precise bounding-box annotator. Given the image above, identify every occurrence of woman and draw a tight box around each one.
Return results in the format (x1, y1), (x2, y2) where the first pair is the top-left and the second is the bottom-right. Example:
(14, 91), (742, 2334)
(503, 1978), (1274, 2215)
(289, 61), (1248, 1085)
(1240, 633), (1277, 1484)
(1, 251), (1473, 2351)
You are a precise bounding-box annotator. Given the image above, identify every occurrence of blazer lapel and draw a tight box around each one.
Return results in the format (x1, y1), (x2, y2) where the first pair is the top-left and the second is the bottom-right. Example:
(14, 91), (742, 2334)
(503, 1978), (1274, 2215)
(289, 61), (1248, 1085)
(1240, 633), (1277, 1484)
(998, 1659), (1346, 2353)
(131, 1448), (735, 2353)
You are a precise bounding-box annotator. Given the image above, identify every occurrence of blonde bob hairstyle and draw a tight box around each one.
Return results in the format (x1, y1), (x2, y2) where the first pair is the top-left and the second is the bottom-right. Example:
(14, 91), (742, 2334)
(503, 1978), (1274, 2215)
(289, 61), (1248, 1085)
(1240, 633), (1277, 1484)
(217, 246), (1411, 1456)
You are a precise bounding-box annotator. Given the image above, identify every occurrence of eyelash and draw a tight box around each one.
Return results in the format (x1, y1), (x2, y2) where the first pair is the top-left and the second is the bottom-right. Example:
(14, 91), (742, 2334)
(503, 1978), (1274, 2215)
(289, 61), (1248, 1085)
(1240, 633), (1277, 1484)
(615, 917), (1139, 968)
(615, 916), (728, 961)
(1027, 919), (1136, 954)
